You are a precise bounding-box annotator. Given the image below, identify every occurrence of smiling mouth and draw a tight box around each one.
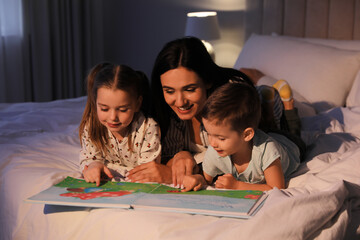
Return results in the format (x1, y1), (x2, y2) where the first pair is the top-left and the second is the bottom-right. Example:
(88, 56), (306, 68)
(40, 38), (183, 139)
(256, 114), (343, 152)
(216, 150), (224, 154)
(107, 123), (121, 128)
(178, 104), (193, 111)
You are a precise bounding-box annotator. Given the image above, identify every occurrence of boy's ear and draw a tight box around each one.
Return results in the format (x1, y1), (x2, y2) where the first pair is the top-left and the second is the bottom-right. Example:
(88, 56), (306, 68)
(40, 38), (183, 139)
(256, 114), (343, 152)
(243, 127), (255, 142)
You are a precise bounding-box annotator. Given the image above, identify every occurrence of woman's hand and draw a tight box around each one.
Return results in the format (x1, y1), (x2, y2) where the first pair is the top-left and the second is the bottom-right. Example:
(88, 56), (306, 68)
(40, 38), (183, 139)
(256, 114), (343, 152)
(127, 161), (172, 184)
(83, 162), (113, 186)
(170, 151), (198, 187)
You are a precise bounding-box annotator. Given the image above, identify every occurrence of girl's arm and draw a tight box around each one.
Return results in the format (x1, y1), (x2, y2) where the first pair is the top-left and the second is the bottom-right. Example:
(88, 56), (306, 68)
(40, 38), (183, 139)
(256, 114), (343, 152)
(215, 159), (285, 191)
(83, 161), (113, 187)
(127, 117), (171, 183)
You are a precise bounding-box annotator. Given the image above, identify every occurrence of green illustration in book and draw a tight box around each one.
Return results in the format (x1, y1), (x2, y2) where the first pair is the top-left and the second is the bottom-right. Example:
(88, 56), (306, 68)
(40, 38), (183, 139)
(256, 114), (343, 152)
(27, 176), (268, 219)
(56, 177), (263, 201)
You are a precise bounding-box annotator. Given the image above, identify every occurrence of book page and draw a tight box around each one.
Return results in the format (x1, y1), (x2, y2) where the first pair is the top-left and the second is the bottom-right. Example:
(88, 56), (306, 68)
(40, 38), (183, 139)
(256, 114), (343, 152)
(134, 184), (264, 218)
(26, 177), (266, 218)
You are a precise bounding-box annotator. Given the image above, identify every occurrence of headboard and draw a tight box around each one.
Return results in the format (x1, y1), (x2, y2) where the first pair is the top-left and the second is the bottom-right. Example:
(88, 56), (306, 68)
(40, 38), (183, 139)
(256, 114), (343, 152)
(244, 0), (360, 40)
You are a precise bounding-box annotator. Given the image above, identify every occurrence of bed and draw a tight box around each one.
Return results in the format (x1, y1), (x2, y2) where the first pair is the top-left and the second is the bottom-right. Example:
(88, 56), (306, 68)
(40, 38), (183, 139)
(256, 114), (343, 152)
(1, 0), (360, 239)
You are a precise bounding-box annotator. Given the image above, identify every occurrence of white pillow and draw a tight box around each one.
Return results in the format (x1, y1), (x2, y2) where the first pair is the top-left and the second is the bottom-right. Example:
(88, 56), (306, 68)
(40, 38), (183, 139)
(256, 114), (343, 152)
(346, 70), (360, 107)
(234, 34), (360, 112)
(271, 33), (360, 51)
(272, 34), (360, 107)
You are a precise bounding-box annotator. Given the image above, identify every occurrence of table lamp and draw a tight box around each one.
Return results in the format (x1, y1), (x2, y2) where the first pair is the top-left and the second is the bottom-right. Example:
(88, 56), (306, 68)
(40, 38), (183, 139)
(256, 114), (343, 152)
(185, 11), (221, 60)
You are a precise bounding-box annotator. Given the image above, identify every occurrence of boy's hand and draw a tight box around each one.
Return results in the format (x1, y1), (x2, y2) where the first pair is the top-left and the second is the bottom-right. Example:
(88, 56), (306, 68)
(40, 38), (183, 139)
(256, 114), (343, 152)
(83, 162), (113, 186)
(181, 174), (206, 192)
(215, 174), (241, 190)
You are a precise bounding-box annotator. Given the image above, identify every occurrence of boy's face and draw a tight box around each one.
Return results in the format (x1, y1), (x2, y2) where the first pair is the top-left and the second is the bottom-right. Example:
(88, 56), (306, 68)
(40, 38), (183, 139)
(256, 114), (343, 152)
(203, 118), (248, 158)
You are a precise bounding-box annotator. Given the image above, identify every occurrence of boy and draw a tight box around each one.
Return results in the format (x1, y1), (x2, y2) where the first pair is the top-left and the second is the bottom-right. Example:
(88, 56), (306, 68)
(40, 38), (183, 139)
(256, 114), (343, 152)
(182, 81), (301, 192)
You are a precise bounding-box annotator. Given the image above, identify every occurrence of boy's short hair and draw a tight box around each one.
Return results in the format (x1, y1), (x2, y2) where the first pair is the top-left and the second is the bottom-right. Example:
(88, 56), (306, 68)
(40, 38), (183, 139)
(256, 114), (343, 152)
(201, 80), (261, 132)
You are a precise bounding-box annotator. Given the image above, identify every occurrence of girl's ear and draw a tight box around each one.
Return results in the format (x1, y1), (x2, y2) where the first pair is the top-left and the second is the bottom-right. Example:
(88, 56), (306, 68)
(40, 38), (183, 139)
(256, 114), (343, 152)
(135, 96), (143, 112)
(243, 127), (255, 142)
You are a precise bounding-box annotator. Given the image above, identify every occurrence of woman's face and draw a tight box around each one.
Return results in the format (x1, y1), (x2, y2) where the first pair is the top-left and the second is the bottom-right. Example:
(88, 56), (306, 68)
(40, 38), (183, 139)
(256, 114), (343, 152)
(160, 67), (208, 121)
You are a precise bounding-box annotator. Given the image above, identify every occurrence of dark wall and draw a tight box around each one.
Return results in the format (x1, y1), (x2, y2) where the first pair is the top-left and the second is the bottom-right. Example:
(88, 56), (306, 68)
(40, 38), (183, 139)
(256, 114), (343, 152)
(103, 0), (246, 77)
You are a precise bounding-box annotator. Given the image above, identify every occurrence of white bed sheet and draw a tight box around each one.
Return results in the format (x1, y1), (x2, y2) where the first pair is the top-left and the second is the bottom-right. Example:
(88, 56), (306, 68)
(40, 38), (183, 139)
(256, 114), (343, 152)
(0, 96), (360, 240)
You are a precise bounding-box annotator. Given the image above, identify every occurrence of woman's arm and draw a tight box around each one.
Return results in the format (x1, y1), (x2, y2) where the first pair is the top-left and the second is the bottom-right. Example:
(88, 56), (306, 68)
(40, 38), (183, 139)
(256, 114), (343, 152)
(169, 151), (199, 187)
(215, 159), (285, 191)
(127, 161), (172, 183)
(127, 151), (199, 185)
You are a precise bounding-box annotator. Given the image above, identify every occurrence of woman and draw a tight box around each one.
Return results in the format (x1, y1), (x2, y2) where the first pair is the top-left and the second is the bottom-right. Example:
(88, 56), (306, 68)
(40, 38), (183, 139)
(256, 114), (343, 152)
(127, 36), (297, 186)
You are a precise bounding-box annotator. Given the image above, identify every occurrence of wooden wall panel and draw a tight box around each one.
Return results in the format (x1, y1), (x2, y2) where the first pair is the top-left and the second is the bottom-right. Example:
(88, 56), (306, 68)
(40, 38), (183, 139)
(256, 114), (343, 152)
(304, 0), (329, 38)
(244, 0), (264, 37)
(283, 0), (306, 37)
(328, 0), (355, 39)
(245, 0), (360, 40)
(355, 0), (360, 39)
(262, 0), (283, 35)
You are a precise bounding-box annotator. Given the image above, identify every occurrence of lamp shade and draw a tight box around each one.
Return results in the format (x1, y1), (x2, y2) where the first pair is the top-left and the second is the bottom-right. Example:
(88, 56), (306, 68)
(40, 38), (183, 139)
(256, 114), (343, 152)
(185, 11), (220, 40)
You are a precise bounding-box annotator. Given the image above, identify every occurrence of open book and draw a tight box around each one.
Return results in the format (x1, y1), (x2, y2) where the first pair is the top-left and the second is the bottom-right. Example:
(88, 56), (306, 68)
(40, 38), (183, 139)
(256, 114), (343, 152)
(26, 176), (268, 219)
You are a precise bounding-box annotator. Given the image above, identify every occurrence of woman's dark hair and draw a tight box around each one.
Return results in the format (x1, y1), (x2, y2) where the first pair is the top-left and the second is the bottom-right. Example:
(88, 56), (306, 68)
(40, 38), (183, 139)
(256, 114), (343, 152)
(150, 36), (254, 137)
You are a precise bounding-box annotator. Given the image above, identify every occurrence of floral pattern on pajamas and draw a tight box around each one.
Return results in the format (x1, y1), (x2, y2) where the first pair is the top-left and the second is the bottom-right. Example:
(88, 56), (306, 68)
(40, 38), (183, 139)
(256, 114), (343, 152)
(79, 112), (161, 176)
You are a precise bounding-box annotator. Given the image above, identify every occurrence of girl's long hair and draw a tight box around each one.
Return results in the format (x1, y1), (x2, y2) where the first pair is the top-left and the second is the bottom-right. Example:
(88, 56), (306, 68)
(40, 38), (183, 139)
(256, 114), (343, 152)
(79, 62), (150, 154)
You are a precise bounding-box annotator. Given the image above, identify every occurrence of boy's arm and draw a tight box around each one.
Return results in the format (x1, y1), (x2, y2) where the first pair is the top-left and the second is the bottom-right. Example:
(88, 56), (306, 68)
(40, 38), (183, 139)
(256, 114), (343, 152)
(215, 159), (285, 191)
(203, 171), (214, 185)
(263, 158), (285, 189)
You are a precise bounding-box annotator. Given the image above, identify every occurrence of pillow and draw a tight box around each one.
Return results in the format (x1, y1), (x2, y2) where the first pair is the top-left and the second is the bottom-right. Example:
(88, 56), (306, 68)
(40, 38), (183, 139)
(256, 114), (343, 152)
(272, 34), (360, 107)
(234, 34), (360, 112)
(271, 33), (360, 51)
(346, 70), (360, 107)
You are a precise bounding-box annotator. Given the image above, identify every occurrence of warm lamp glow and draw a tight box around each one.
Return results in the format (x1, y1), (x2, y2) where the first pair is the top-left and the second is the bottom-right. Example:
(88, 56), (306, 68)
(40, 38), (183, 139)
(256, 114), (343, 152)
(185, 11), (220, 59)
(185, 11), (220, 40)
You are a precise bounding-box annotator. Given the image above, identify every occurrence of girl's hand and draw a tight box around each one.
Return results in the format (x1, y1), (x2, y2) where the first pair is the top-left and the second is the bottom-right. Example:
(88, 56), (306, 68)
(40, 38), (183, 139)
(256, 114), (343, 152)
(83, 162), (113, 186)
(127, 161), (172, 184)
(215, 174), (241, 190)
(181, 174), (206, 192)
(170, 151), (198, 188)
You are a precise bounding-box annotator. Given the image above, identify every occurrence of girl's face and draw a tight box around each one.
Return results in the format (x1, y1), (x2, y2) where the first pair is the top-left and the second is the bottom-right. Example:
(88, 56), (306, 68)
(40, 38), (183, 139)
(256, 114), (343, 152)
(160, 67), (208, 121)
(202, 118), (249, 158)
(96, 87), (141, 139)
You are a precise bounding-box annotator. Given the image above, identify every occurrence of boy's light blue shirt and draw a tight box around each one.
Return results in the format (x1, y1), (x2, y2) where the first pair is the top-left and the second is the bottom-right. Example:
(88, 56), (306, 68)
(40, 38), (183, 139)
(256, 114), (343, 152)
(202, 129), (300, 184)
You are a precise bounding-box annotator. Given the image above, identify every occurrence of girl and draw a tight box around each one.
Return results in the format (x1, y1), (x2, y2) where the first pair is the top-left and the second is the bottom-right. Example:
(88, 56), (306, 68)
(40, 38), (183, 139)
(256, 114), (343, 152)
(79, 62), (161, 186)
